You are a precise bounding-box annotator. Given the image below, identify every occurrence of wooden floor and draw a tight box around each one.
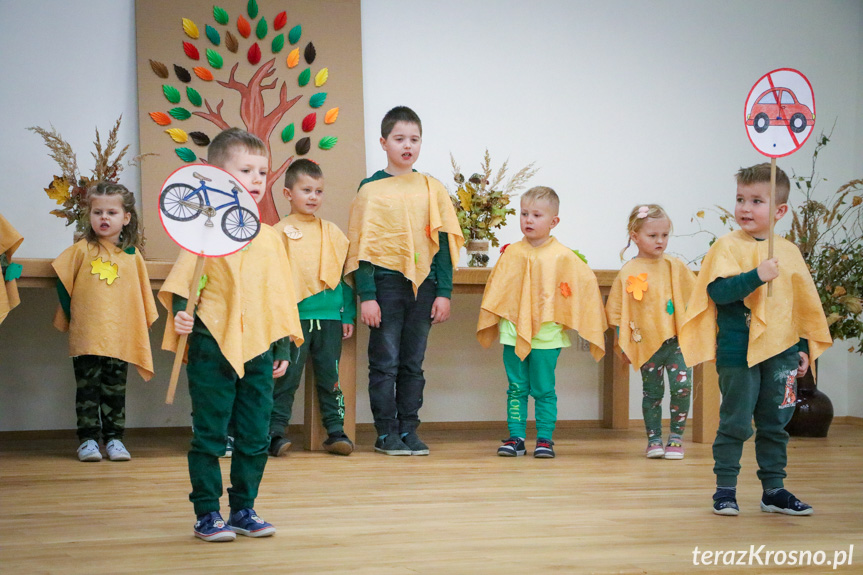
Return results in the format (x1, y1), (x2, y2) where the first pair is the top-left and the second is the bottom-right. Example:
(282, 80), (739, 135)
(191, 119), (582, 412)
(1, 425), (861, 575)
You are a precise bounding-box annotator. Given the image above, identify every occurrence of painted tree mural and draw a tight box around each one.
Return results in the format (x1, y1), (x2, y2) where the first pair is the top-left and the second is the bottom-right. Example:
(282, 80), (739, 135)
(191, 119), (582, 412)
(146, 1), (340, 224)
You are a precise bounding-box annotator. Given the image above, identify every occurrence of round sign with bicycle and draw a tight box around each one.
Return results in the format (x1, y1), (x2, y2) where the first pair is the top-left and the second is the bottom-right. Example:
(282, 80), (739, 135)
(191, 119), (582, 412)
(744, 68), (815, 158)
(158, 164), (261, 257)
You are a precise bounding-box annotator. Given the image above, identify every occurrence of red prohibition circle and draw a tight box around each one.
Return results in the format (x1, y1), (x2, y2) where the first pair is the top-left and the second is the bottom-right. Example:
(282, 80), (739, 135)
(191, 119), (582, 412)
(744, 68), (816, 158)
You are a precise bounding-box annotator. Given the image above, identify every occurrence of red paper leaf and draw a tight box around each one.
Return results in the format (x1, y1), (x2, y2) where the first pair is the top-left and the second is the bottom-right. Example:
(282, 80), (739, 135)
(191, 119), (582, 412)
(183, 41), (200, 60)
(149, 112), (172, 126)
(247, 43), (261, 65)
(193, 67), (214, 81)
(302, 113), (316, 132)
(274, 11), (287, 30)
(237, 15), (251, 38)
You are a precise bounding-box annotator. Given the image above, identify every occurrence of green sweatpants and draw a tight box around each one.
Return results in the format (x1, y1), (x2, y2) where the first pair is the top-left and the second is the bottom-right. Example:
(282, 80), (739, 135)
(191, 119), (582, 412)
(713, 348), (799, 489)
(186, 329), (274, 516)
(270, 319), (345, 436)
(503, 345), (561, 440)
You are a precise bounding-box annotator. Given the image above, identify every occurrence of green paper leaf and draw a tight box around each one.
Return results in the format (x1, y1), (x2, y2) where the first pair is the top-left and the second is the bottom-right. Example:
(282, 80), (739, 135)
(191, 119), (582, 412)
(206, 49), (223, 69)
(197, 274), (208, 297)
(162, 85), (181, 104)
(298, 68), (310, 87)
(256, 17), (267, 40)
(205, 25), (221, 46)
(572, 249), (588, 264)
(176, 147), (197, 162)
(186, 86), (202, 107)
(318, 136), (338, 150)
(309, 92), (327, 108)
(666, 299), (675, 315)
(288, 24), (301, 45)
(271, 33), (285, 53)
(281, 123), (295, 143)
(213, 6), (229, 25)
(247, 0), (258, 18)
(169, 107), (192, 120)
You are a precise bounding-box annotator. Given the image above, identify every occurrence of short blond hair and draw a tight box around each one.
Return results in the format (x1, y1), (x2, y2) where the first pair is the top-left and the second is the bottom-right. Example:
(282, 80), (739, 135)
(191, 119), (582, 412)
(521, 186), (559, 215)
(619, 204), (672, 260)
(736, 163), (791, 204)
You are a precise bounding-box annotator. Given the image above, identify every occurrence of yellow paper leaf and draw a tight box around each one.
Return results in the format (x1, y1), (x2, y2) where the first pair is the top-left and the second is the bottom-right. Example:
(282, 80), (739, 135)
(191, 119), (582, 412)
(165, 128), (189, 143)
(182, 18), (199, 39)
(286, 48), (300, 68)
(45, 176), (70, 205)
(324, 107), (339, 124)
(314, 67), (329, 87)
(90, 257), (119, 285)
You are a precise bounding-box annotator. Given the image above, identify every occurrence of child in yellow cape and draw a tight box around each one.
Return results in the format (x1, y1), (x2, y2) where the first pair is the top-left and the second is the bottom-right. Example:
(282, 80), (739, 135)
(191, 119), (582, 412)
(477, 186), (606, 458)
(606, 204), (697, 460)
(0, 213), (24, 324)
(52, 182), (158, 463)
(679, 163), (831, 517)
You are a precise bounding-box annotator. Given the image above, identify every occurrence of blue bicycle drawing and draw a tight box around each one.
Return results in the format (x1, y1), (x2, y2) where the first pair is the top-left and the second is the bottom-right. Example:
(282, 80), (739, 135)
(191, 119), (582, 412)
(160, 172), (260, 242)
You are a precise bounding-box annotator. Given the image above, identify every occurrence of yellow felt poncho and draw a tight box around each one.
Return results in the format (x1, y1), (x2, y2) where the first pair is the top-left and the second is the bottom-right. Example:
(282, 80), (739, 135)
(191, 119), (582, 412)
(605, 255), (696, 369)
(0, 214), (23, 324)
(274, 213), (349, 301)
(679, 230), (832, 368)
(52, 239), (158, 380)
(158, 225), (304, 378)
(344, 172), (464, 292)
(477, 237), (607, 361)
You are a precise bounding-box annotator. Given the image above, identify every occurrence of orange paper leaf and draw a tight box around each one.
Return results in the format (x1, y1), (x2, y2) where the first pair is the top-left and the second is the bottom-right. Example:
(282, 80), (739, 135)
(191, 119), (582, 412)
(324, 107), (339, 124)
(559, 282), (572, 298)
(286, 47), (299, 68)
(625, 273), (649, 301)
(149, 112), (172, 126)
(193, 67), (214, 81)
(237, 15), (251, 38)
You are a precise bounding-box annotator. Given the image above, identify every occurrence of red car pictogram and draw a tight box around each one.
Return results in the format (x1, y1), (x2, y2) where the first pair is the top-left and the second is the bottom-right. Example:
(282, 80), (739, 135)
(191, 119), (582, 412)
(746, 87), (815, 134)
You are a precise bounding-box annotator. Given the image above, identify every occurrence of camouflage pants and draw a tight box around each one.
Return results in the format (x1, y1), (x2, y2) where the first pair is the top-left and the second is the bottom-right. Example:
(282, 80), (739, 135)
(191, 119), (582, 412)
(73, 355), (128, 442)
(640, 337), (692, 442)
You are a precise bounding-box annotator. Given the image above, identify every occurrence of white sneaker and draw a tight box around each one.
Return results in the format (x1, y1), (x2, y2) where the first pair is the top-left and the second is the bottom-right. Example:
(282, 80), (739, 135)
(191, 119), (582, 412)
(106, 439), (131, 461)
(77, 439), (102, 462)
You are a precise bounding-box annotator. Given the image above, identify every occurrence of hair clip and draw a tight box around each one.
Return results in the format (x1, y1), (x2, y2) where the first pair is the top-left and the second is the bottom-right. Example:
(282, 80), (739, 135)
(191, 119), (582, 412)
(637, 205), (650, 219)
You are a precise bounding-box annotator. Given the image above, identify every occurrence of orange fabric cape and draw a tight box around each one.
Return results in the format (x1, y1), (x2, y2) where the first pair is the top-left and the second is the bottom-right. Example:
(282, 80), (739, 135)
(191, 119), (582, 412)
(273, 213), (349, 301)
(0, 214), (23, 324)
(477, 237), (607, 361)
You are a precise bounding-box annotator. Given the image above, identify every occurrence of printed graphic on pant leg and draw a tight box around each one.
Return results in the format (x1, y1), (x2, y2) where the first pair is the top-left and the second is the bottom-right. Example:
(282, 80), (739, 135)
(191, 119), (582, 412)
(779, 369), (798, 408)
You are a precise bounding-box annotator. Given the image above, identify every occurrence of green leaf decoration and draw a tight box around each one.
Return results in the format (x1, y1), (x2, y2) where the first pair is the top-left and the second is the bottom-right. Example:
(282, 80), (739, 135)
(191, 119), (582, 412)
(206, 25), (221, 46)
(298, 68), (310, 87)
(256, 17), (267, 39)
(281, 123), (295, 143)
(572, 249), (588, 264)
(271, 33), (285, 53)
(206, 49), (223, 69)
(318, 136), (338, 150)
(186, 86), (202, 107)
(247, 0), (258, 18)
(197, 274), (208, 296)
(288, 24), (301, 45)
(162, 85), (181, 104)
(176, 147), (197, 162)
(666, 299), (675, 315)
(309, 92), (327, 108)
(213, 6), (229, 25)
(169, 107), (192, 120)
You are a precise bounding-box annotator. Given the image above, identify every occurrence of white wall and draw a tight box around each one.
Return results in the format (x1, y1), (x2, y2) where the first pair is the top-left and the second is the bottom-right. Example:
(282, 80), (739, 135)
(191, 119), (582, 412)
(1, 0), (861, 431)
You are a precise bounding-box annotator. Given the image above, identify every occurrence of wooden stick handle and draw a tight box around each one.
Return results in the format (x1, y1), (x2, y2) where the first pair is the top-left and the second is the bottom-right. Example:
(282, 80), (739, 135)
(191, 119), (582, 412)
(165, 255), (206, 404)
(767, 158), (776, 297)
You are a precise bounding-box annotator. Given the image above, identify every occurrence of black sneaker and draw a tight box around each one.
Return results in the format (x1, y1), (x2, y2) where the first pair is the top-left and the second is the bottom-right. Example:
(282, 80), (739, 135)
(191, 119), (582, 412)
(713, 488), (739, 516)
(401, 432), (429, 455)
(760, 489), (813, 516)
(497, 437), (526, 457)
(220, 435), (234, 458)
(534, 438), (555, 458)
(374, 434), (411, 456)
(268, 435), (292, 457)
(323, 432), (354, 455)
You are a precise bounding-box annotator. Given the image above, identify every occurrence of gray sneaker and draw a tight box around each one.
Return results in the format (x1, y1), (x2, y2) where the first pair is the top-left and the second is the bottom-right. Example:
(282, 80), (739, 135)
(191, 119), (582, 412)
(401, 432), (429, 455)
(77, 439), (102, 462)
(374, 434), (411, 456)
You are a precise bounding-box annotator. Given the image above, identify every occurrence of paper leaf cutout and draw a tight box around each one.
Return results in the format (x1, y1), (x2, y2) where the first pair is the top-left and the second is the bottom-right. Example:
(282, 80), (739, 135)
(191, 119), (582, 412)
(626, 273), (649, 301)
(169, 107), (192, 120)
(183, 41), (200, 60)
(572, 249), (588, 264)
(297, 68), (310, 87)
(248, 43), (261, 65)
(283, 225), (303, 240)
(189, 131), (211, 146)
(149, 112), (172, 126)
(309, 92), (327, 108)
(314, 68), (328, 87)
(182, 18), (200, 39)
(302, 113), (316, 132)
(45, 176), (70, 204)
(629, 321), (642, 343)
(288, 25), (301, 45)
(666, 299), (675, 315)
(237, 15), (251, 38)
(225, 31), (239, 53)
(186, 86), (202, 106)
(247, 0), (258, 18)
(197, 274), (209, 296)
(193, 67), (214, 81)
(559, 282), (572, 298)
(173, 64), (192, 83)
(206, 49), (223, 69)
(304, 42), (316, 64)
(271, 33), (285, 53)
(318, 136), (337, 150)
(205, 24), (221, 46)
(165, 128), (188, 143)
(163, 85), (181, 104)
(281, 123), (295, 143)
(286, 47), (300, 68)
(256, 17), (267, 39)
(274, 11), (287, 30)
(176, 147), (197, 162)
(295, 137), (311, 155)
(149, 59), (169, 78)
(91, 258), (119, 285)
(213, 6), (229, 25)
(324, 107), (339, 124)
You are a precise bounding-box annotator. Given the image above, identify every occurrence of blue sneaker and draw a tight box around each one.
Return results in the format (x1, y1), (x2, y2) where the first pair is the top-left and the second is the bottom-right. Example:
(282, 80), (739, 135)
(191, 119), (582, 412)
(534, 438), (555, 459)
(497, 437), (526, 457)
(761, 489), (813, 516)
(194, 511), (236, 542)
(227, 508), (276, 537)
(713, 488), (739, 516)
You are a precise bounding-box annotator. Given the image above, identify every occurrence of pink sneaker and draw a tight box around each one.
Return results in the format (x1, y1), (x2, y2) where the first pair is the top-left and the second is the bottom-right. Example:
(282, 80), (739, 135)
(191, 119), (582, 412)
(645, 442), (665, 459)
(664, 440), (684, 460)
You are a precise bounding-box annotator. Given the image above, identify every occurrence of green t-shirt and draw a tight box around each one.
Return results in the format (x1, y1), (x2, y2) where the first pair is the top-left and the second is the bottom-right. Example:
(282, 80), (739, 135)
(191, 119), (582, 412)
(499, 319), (571, 350)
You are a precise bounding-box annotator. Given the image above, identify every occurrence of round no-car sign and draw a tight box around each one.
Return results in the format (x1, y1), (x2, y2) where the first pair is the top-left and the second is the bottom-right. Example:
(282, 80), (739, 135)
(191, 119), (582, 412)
(744, 68), (815, 158)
